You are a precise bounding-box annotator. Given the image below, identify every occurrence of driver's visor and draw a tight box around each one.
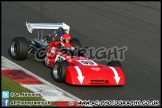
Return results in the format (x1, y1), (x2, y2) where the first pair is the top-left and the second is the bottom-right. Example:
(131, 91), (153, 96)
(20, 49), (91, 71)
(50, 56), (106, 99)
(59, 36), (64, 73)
(64, 39), (71, 44)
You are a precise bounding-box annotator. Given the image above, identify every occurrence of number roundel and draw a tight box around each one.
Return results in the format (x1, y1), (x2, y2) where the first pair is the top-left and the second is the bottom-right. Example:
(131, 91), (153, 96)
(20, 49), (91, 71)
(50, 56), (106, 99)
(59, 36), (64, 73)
(77, 60), (97, 66)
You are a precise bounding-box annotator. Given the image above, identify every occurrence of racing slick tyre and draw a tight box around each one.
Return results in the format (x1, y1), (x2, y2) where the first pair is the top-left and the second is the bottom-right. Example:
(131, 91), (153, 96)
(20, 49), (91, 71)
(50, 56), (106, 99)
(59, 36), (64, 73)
(107, 60), (123, 70)
(10, 37), (29, 60)
(71, 38), (81, 47)
(53, 60), (69, 83)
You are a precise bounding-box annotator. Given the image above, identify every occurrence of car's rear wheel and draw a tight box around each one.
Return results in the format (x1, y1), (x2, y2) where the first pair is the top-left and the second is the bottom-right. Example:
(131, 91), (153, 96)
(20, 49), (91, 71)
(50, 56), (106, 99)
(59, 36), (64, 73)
(71, 38), (81, 47)
(10, 37), (29, 60)
(107, 60), (123, 70)
(53, 60), (68, 83)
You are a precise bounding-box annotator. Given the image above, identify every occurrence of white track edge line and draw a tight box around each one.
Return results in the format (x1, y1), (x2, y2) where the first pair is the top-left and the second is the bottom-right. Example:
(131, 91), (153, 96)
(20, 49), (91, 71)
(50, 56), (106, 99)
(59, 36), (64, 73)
(1, 56), (82, 101)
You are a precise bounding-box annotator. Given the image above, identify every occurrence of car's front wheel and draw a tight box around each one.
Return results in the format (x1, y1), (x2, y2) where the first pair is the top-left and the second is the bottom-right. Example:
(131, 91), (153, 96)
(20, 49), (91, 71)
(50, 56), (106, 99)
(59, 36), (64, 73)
(53, 60), (68, 83)
(71, 38), (81, 47)
(107, 60), (123, 70)
(10, 37), (29, 60)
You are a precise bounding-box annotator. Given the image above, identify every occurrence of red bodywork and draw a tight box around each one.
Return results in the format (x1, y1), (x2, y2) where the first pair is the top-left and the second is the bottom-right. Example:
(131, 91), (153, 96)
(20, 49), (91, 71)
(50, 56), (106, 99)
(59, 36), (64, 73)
(45, 41), (125, 86)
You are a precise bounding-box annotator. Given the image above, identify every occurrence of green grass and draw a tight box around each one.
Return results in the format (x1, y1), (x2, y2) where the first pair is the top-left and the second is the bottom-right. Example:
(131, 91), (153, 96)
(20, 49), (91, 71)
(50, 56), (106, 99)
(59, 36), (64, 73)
(2, 75), (57, 107)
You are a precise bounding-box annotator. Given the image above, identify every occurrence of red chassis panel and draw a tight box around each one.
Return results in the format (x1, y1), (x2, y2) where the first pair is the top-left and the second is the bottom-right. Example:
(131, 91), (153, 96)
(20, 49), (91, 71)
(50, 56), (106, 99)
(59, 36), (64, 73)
(46, 41), (125, 86)
(65, 64), (125, 86)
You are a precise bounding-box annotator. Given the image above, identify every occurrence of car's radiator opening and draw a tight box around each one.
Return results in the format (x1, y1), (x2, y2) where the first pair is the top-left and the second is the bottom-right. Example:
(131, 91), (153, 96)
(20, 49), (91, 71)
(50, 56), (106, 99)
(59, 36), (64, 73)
(90, 80), (108, 84)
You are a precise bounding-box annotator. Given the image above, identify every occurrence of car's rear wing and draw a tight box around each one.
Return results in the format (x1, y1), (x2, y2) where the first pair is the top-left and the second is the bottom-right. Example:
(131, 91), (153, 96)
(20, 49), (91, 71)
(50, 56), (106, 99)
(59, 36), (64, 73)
(26, 21), (70, 34)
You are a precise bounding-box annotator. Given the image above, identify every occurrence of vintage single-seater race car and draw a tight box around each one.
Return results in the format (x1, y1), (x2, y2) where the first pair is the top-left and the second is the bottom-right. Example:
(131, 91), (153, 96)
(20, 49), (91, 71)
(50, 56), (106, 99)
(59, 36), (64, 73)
(10, 21), (125, 86)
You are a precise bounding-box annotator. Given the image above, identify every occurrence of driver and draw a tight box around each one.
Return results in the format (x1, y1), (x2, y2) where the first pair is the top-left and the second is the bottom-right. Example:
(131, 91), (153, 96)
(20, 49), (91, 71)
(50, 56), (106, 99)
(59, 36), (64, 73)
(60, 34), (72, 47)
(60, 34), (75, 51)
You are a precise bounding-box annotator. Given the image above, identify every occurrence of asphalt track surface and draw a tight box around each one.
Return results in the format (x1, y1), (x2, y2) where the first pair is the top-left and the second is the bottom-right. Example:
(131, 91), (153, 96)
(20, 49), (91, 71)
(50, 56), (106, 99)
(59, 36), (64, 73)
(2, 1), (161, 102)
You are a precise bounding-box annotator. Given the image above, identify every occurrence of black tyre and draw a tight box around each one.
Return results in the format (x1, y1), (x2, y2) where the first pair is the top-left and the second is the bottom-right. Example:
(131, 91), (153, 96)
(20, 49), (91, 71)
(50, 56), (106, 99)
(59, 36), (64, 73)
(53, 60), (68, 83)
(10, 37), (29, 60)
(71, 38), (81, 47)
(107, 60), (123, 70)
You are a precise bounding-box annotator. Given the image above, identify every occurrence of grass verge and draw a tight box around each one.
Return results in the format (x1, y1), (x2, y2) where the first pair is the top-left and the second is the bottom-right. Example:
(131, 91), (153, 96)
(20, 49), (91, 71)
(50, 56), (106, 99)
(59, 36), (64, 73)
(2, 75), (57, 107)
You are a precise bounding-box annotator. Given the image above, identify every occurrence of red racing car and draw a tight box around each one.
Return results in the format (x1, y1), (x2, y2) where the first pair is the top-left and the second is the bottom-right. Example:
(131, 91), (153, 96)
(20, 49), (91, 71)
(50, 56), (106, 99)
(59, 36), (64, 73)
(10, 21), (125, 86)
